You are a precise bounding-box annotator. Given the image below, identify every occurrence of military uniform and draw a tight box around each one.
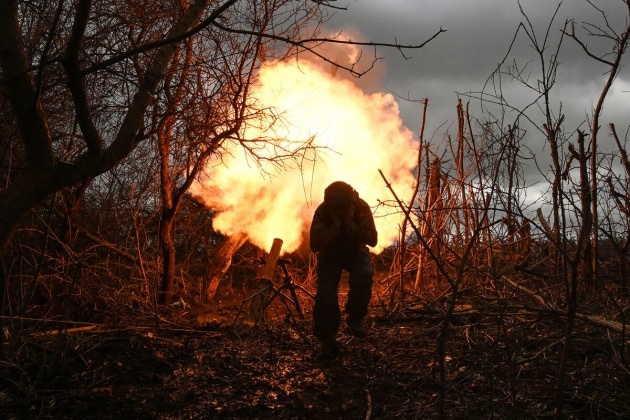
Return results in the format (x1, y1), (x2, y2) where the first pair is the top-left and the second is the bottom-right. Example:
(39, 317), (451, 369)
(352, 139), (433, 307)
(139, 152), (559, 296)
(310, 181), (378, 352)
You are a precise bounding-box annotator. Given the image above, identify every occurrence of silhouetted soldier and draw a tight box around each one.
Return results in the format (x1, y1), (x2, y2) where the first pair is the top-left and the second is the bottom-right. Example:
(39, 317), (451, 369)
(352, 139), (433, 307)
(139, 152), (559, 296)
(310, 181), (378, 360)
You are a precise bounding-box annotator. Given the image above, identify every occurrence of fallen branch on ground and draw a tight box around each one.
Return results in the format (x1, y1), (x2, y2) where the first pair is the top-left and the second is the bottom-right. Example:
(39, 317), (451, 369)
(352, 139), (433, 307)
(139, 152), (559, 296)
(499, 276), (630, 336)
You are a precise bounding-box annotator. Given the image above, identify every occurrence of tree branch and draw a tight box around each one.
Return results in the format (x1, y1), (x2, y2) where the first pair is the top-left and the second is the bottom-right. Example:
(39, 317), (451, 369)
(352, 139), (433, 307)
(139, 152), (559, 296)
(62, 0), (104, 156)
(212, 20), (446, 77)
(81, 0), (240, 75)
(0, 0), (55, 167)
(76, 0), (211, 176)
(562, 21), (615, 66)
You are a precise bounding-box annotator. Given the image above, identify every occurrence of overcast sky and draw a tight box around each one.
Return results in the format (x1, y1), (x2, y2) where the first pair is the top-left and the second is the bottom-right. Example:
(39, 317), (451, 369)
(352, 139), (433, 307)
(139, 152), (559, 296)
(320, 0), (630, 211)
(324, 0), (629, 143)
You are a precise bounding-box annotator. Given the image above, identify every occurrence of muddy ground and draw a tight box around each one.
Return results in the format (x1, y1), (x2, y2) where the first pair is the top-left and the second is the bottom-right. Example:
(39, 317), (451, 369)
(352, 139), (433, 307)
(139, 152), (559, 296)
(1, 279), (630, 419)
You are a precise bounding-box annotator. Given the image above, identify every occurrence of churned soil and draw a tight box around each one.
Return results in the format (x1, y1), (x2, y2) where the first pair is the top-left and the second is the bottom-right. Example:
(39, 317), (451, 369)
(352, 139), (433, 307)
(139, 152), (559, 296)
(1, 282), (630, 419)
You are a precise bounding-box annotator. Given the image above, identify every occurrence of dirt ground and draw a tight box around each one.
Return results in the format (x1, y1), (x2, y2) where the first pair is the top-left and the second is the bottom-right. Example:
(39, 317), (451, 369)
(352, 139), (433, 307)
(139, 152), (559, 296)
(1, 278), (630, 419)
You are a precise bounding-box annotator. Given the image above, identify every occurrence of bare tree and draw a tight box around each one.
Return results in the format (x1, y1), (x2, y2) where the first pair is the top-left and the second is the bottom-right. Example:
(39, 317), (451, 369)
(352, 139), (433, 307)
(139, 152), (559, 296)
(563, 0), (630, 283)
(461, 1), (630, 417)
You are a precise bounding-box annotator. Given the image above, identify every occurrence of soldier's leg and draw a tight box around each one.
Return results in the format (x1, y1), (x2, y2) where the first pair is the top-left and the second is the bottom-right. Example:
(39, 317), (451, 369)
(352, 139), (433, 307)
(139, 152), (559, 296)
(313, 255), (343, 341)
(345, 247), (374, 335)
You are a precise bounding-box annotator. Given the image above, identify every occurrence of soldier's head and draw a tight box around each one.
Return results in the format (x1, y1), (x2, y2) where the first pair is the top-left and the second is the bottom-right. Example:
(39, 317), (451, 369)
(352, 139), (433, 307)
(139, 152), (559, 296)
(324, 181), (355, 217)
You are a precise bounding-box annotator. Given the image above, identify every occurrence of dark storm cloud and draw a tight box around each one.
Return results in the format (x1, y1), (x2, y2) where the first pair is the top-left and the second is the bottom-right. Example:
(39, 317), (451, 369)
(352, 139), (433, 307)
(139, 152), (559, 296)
(320, 0), (630, 216)
(325, 0), (630, 137)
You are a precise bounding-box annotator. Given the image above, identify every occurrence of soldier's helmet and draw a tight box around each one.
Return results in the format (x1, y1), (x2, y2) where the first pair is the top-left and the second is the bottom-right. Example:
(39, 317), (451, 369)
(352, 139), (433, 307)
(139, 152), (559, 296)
(324, 181), (355, 210)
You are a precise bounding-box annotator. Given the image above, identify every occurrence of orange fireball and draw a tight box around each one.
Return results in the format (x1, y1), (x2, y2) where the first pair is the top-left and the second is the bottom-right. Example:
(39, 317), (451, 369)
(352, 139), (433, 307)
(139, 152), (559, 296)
(191, 57), (417, 255)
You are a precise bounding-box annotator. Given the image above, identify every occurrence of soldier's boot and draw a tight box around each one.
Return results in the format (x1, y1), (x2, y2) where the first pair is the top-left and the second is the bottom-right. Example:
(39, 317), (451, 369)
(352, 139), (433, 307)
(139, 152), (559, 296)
(319, 337), (339, 361)
(346, 317), (367, 338)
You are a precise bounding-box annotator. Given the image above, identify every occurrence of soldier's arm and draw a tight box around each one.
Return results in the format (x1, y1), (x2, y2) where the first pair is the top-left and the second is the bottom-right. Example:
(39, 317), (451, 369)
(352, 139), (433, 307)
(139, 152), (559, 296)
(346, 199), (378, 247)
(310, 205), (341, 252)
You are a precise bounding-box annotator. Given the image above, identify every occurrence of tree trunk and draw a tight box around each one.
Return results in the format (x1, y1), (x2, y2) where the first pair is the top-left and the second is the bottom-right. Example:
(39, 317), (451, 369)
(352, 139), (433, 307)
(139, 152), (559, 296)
(159, 214), (177, 304)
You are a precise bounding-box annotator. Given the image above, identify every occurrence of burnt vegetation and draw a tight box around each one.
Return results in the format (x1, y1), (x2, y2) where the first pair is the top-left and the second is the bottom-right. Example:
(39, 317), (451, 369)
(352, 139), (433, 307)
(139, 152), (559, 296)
(1, 0), (630, 419)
